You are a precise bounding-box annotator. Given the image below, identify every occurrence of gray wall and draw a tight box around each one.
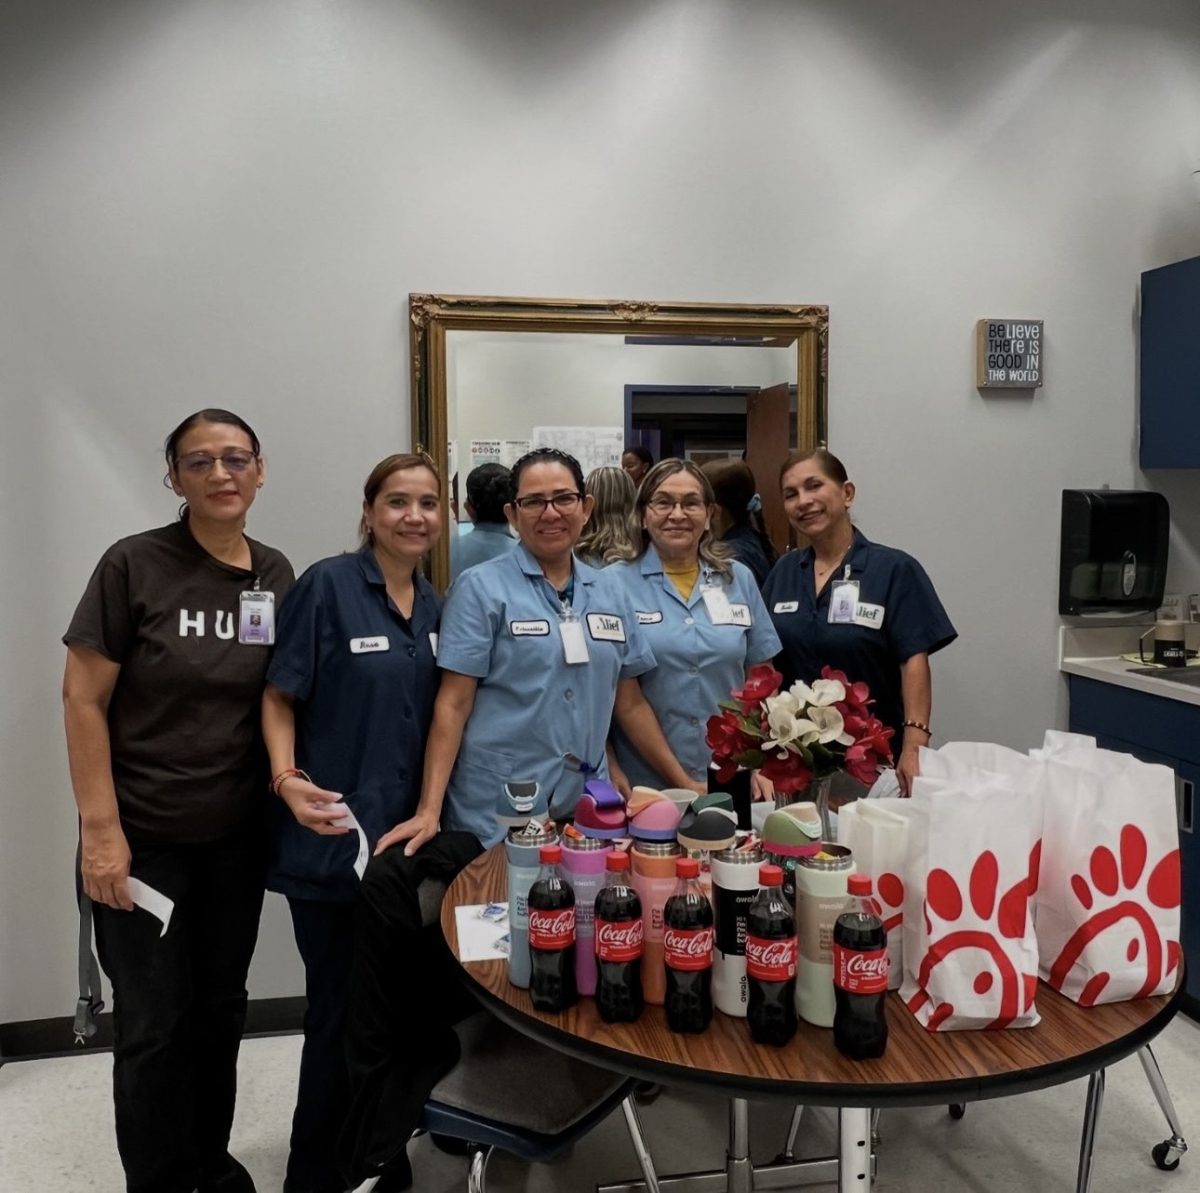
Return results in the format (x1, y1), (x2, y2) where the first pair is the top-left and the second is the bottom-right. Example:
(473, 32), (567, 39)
(3, 0), (1200, 1023)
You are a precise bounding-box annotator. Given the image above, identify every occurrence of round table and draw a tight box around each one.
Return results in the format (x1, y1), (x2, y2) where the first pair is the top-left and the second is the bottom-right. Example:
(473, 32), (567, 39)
(441, 846), (1184, 1193)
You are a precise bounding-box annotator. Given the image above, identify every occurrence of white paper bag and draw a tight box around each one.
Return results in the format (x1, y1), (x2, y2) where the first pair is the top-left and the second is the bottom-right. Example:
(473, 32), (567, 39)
(900, 767), (1041, 1031)
(838, 799), (909, 989)
(1032, 735), (1181, 1005)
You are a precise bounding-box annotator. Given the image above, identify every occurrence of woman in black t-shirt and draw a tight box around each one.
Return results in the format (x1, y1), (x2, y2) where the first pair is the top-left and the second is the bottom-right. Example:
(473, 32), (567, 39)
(63, 409), (293, 1193)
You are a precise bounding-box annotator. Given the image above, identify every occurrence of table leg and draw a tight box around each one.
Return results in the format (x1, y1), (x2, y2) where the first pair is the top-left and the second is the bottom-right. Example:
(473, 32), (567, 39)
(1075, 1069), (1106, 1193)
(839, 1108), (872, 1193)
(727, 1098), (754, 1193)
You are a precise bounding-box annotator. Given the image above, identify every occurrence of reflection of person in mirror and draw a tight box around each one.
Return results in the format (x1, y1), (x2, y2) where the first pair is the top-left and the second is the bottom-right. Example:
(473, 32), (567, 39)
(622, 444), (653, 485)
(608, 459), (781, 827)
(263, 451), (482, 1191)
(762, 448), (957, 796)
(450, 462), (516, 580)
(63, 408), (293, 1193)
(576, 465), (639, 568)
(702, 457), (778, 589)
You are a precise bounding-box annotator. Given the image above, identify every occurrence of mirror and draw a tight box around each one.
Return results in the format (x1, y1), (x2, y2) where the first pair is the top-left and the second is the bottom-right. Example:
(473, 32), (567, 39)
(409, 294), (828, 589)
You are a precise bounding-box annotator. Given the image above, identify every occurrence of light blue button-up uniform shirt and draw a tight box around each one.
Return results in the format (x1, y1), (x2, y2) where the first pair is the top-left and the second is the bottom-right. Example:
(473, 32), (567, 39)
(438, 544), (656, 846)
(609, 547), (782, 789)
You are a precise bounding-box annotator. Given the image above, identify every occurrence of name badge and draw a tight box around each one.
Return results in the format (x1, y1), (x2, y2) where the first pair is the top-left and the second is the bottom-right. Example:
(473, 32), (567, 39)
(429, 632), (439, 657)
(510, 619), (551, 637)
(773, 600), (799, 614)
(828, 580), (860, 624)
(701, 586), (734, 625)
(636, 610), (663, 625)
(560, 616), (590, 664)
(852, 601), (885, 629)
(586, 612), (626, 643)
(728, 603), (752, 628)
(350, 636), (389, 653)
(239, 590), (275, 645)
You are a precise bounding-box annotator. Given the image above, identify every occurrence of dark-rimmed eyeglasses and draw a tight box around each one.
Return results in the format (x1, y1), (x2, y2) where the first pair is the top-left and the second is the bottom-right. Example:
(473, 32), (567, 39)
(175, 450), (259, 475)
(511, 491), (584, 514)
(646, 494), (708, 514)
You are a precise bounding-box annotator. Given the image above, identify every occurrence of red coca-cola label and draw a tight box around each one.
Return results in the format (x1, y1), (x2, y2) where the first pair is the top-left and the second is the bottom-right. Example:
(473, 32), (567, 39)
(745, 934), (797, 981)
(595, 917), (644, 962)
(529, 907), (576, 951)
(663, 926), (714, 971)
(833, 945), (888, 994)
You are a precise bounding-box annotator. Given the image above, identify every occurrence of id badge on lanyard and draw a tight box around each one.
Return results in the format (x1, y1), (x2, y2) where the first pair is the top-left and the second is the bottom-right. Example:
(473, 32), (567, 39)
(559, 606), (590, 665)
(828, 566), (859, 625)
(239, 588), (276, 644)
(700, 571), (734, 625)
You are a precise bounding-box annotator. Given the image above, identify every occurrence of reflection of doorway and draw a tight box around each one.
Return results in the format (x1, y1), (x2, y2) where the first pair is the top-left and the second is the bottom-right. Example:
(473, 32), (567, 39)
(624, 382), (796, 555)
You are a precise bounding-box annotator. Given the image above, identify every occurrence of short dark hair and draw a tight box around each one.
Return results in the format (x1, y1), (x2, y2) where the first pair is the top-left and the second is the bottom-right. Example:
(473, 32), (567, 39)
(465, 463), (512, 524)
(164, 409), (260, 467)
(623, 445), (653, 468)
(509, 447), (585, 495)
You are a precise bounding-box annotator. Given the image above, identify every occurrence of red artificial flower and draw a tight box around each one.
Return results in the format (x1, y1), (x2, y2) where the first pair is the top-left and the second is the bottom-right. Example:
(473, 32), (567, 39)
(730, 663), (783, 714)
(823, 665), (871, 712)
(759, 749), (813, 794)
(705, 710), (757, 762)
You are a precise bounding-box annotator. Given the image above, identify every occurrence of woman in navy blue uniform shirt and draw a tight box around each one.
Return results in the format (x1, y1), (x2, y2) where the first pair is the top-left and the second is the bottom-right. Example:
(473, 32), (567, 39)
(261, 452), (451, 1193)
(762, 449), (956, 794)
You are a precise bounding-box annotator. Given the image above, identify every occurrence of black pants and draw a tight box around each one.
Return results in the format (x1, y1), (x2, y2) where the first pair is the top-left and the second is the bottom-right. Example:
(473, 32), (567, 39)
(340, 830), (483, 1187)
(91, 824), (265, 1193)
(283, 898), (356, 1193)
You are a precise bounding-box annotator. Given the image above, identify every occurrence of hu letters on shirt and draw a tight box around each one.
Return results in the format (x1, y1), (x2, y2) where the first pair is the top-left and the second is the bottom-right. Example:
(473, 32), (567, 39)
(178, 609), (236, 639)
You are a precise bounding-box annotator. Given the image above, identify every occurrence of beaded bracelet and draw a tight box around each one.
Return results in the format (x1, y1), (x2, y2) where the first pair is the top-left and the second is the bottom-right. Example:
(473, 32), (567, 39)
(902, 719), (932, 736)
(270, 767), (311, 796)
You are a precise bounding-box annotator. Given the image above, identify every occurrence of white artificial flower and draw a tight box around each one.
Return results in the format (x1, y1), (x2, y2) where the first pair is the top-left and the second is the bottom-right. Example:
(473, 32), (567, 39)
(808, 678), (846, 706)
(808, 704), (854, 745)
(763, 704), (820, 750)
(764, 690), (801, 718)
(787, 680), (816, 706)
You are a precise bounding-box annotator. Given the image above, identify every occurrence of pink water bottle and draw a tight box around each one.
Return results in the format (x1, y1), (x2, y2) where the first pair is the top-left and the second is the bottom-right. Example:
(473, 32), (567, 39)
(559, 833), (610, 996)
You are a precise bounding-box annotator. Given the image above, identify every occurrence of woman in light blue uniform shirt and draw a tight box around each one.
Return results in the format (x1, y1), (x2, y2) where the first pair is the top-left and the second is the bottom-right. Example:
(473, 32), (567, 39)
(610, 459), (781, 822)
(383, 447), (705, 854)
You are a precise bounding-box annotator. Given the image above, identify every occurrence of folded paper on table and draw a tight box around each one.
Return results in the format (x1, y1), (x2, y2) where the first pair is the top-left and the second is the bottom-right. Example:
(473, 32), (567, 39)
(455, 904), (511, 962)
(837, 799), (909, 989)
(900, 764), (1040, 1031)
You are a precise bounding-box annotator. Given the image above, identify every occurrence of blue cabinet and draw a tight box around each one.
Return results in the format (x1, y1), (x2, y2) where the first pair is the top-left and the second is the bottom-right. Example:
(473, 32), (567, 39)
(1140, 255), (1200, 469)
(1067, 675), (1199, 1016)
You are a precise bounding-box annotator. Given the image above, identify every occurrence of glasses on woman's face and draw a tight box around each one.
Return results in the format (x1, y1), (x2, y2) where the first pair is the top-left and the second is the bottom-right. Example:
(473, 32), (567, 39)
(512, 491), (583, 515)
(176, 450), (258, 476)
(646, 494), (707, 515)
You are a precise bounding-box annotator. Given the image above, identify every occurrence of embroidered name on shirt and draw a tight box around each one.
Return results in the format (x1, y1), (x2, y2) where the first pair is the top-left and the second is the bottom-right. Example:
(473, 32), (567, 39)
(773, 600), (799, 614)
(510, 619), (551, 636)
(586, 613), (626, 642)
(636, 610), (663, 625)
(178, 609), (236, 639)
(350, 636), (390, 653)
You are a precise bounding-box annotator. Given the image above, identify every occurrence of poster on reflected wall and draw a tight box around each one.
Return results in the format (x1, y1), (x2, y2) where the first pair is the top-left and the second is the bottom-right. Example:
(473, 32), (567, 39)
(531, 426), (623, 478)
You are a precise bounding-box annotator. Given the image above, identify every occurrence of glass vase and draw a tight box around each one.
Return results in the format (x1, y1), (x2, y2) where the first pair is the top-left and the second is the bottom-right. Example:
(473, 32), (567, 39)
(774, 772), (835, 842)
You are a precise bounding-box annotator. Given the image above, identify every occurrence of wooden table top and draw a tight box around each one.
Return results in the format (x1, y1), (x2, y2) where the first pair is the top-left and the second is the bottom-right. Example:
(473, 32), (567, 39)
(441, 846), (1184, 1107)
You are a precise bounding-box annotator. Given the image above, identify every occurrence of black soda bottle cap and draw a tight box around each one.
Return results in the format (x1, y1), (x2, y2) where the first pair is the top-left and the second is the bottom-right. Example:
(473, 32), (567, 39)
(758, 863), (784, 886)
(606, 851), (630, 872)
(847, 873), (872, 896)
(539, 844), (563, 864)
(675, 856), (700, 879)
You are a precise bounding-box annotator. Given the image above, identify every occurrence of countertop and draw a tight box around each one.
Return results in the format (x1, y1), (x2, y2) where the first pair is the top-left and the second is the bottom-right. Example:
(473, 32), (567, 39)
(1059, 624), (1200, 708)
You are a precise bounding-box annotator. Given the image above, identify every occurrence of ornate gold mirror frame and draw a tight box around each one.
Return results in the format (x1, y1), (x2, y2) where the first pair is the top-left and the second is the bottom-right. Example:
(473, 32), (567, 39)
(409, 293), (829, 589)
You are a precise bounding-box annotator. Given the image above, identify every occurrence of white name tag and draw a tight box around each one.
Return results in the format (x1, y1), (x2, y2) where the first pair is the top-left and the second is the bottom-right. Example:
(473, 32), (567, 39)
(773, 600), (799, 614)
(560, 617), (590, 664)
(586, 612), (626, 643)
(636, 610), (663, 625)
(728, 603), (752, 627)
(828, 580), (860, 624)
(852, 601), (885, 629)
(350, 636), (389, 653)
(428, 632), (439, 657)
(510, 620), (551, 637)
(239, 590), (276, 645)
(701, 586), (734, 625)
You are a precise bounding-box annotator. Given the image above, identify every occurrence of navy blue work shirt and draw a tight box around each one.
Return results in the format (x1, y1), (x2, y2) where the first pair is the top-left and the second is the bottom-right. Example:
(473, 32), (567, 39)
(265, 548), (441, 901)
(720, 521), (773, 588)
(761, 528), (956, 744)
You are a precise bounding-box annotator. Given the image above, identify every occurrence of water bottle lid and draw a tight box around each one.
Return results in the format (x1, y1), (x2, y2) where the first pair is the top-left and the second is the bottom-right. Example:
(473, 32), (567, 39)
(847, 873), (872, 896)
(758, 863), (783, 887)
(675, 856), (700, 878)
(539, 844), (563, 864)
(605, 850), (629, 871)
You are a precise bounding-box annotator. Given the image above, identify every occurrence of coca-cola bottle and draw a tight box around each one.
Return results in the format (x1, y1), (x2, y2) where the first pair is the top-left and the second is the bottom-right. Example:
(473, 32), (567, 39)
(662, 857), (714, 1034)
(594, 851), (644, 1023)
(527, 844), (578, 1013)
(745, 863), (798, 1046)
(833, 873), (889, 1059)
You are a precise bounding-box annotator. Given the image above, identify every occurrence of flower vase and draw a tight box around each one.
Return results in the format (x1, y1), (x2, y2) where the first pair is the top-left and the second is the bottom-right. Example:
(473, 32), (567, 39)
(774, 772), (835, 842)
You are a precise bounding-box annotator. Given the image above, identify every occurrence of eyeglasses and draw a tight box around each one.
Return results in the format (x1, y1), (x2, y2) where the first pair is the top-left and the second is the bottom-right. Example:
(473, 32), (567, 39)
(512, 491), (584, 514)
(646, 494), (708, 514)
(175, 450), (258, 475)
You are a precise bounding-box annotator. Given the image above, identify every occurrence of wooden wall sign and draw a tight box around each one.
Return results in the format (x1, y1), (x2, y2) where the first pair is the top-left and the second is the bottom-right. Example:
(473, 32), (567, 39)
(976, 319), (1043, 388)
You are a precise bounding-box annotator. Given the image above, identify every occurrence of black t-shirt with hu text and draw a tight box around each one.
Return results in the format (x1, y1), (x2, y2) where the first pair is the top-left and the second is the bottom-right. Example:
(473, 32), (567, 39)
(64, 520), (294, 843)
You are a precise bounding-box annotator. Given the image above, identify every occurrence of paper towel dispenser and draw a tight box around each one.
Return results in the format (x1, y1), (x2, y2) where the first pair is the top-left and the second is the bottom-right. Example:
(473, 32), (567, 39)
(1059, 489), (1169, 615)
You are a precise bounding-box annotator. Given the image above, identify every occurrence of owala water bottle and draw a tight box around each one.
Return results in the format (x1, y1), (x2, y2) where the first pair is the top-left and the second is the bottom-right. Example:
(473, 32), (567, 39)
(710, 843), (764, 1018)
(629, 840), (681, 1005)
(559, 832), (610, 996)
(504, 820), (558, 988)
(794, 844), (856, 1027)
